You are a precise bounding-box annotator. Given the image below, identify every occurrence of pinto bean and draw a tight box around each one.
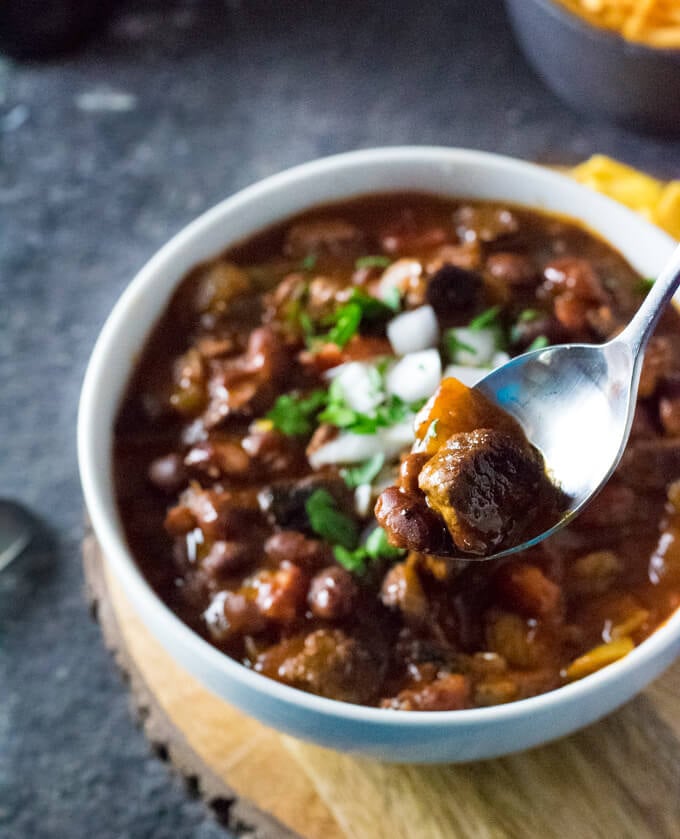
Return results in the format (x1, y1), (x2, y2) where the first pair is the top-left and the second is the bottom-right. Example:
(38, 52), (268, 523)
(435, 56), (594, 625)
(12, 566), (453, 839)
(308, 566), (358, 620)
(374, 486), (452, 556)
(284, 219), (364, 259)
(542, 257), (607, 302)
(381, 673), (470, 711)
(486, 252), (537, 286)
(204, 590), (267, 641)
(252, 561), (308, 624)
(264, 531), (329, 568)
(553, 291), (592, 332)
(454, 205), (519, 244)
(380, 560), (428, 625)
(184, 440), (250, 479)
(148, 453), (187, 494)
(202, 540), (255, 580)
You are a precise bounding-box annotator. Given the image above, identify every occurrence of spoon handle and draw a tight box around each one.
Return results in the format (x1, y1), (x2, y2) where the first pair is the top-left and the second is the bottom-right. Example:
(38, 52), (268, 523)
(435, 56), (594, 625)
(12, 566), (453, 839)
(618, 243), (680, 358)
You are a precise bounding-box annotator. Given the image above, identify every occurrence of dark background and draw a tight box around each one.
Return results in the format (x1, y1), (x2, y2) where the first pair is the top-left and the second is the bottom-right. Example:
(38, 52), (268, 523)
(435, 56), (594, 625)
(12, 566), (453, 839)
(1, 2), (678, 837)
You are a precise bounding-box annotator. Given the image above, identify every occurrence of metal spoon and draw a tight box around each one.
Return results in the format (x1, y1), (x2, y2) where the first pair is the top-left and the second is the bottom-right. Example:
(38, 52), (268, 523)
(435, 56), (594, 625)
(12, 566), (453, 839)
(474, 242), (680, 561)
(0, 499), (34, 572)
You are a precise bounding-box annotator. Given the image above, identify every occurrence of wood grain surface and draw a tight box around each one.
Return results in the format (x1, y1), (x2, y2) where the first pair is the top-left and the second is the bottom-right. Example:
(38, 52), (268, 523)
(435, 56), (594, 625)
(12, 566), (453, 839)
(85, 535), (680, 839)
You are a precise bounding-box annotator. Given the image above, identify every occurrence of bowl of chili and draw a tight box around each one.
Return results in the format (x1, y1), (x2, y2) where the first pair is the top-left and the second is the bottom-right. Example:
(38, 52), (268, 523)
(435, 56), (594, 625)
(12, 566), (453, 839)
(79, 147), (680, 762)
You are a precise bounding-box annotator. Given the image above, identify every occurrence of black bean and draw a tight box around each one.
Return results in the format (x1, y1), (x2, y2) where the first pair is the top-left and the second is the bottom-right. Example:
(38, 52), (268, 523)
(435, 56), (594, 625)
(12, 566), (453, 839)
(426, 264), (482, 316)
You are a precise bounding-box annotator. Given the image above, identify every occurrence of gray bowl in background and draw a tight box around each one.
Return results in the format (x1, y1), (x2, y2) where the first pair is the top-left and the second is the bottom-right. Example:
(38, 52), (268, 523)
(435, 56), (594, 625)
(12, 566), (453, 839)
(505, 0), (680, 135)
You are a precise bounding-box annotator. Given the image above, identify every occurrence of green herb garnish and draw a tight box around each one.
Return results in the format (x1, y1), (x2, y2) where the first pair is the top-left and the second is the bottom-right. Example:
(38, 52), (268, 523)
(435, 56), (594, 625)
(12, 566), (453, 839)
(444, 330), (477, 360)
(469, 305), (501, 331)
(526, 335), (549, 351)
(309, 289), (395, 349)
(300, 254), (318, 271)
(333, 526), (405, 575)
(355, 255), (392, 270)
(265, 389), (327, 436)
(635, 277), (655, 295)
(517, 308), (542, 323)
(319, 392), (419, 435)
(341, 453), (385, 489)
(305, 489), (359, 550)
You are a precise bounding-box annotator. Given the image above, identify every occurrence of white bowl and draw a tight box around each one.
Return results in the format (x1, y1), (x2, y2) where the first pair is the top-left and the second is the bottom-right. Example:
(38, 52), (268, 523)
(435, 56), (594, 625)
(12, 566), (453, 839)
(78, 147), (680, 763)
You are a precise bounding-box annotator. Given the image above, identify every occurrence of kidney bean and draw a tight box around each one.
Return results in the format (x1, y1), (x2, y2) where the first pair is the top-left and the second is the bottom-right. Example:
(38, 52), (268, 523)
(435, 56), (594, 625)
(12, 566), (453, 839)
(308, 566), (358, 620)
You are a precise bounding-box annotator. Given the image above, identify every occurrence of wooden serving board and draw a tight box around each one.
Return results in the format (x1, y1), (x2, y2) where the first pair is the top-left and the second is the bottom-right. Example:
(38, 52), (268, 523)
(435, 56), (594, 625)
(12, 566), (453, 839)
(84, 158), (680, 838)
(84, 534), (680, 839)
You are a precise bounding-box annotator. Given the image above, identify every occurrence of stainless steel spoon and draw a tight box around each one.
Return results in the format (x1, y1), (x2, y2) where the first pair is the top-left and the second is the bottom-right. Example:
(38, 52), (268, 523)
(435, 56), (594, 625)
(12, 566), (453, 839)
(474, 242), (680, 561)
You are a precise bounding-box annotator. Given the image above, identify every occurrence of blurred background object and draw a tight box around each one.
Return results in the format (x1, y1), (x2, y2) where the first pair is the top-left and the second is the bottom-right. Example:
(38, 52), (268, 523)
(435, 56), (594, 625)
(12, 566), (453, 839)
(0, 0), (118, 59)
(505, 0), (680, 134)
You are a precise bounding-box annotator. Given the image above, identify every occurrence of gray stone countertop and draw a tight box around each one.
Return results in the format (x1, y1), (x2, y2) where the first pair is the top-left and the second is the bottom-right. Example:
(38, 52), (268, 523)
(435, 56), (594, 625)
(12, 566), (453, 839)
(1, 1), (678, 837)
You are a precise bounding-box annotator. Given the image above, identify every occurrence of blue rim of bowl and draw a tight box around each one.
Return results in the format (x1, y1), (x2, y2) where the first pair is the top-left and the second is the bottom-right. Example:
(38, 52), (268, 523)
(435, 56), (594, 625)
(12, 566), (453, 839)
(516, 0), (680, 58)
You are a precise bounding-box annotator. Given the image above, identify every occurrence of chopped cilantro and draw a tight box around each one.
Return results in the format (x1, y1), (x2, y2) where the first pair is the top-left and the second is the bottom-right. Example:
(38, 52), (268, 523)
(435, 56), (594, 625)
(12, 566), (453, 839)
(265, 389), (327, 436)
(305, 489), (359, 550)
(382, 286), (402, 312)
(325, 301), (363, 347)
(307, 289), (395, 349)
(355, 255), (392, 270)
(469, 305), (501, 331)
(333, 545), (371, 574)
(518, 308), (542, 323)
(526, 335), (549, 351)
(341, 453), (385, 489)
(364, 526), (404, 560)
(635, 277), (655, 295)
(300, 254), (317, 271)
(319, 393), (418, 435)
(333, 526), (405, 575)
(444, 330), (477, 359)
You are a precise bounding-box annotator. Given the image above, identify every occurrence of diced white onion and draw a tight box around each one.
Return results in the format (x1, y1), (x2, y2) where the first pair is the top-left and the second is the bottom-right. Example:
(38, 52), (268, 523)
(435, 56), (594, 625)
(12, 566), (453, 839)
(441, 364), (488, 387)
(386, 349), (442, 404)
(308, 419), (416, 469)
(354, 484), (373, 518)
(323, 361), (383, 413)
(378, 258), (422, 301)
(492, 351), (511, 367)
(387, 305), (440, 356)
(447, 326), (497, 367)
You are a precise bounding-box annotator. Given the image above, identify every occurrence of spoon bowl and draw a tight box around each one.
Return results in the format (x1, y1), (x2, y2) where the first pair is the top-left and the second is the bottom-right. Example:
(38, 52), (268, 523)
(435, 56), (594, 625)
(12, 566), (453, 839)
(473, 242), (680, 560)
